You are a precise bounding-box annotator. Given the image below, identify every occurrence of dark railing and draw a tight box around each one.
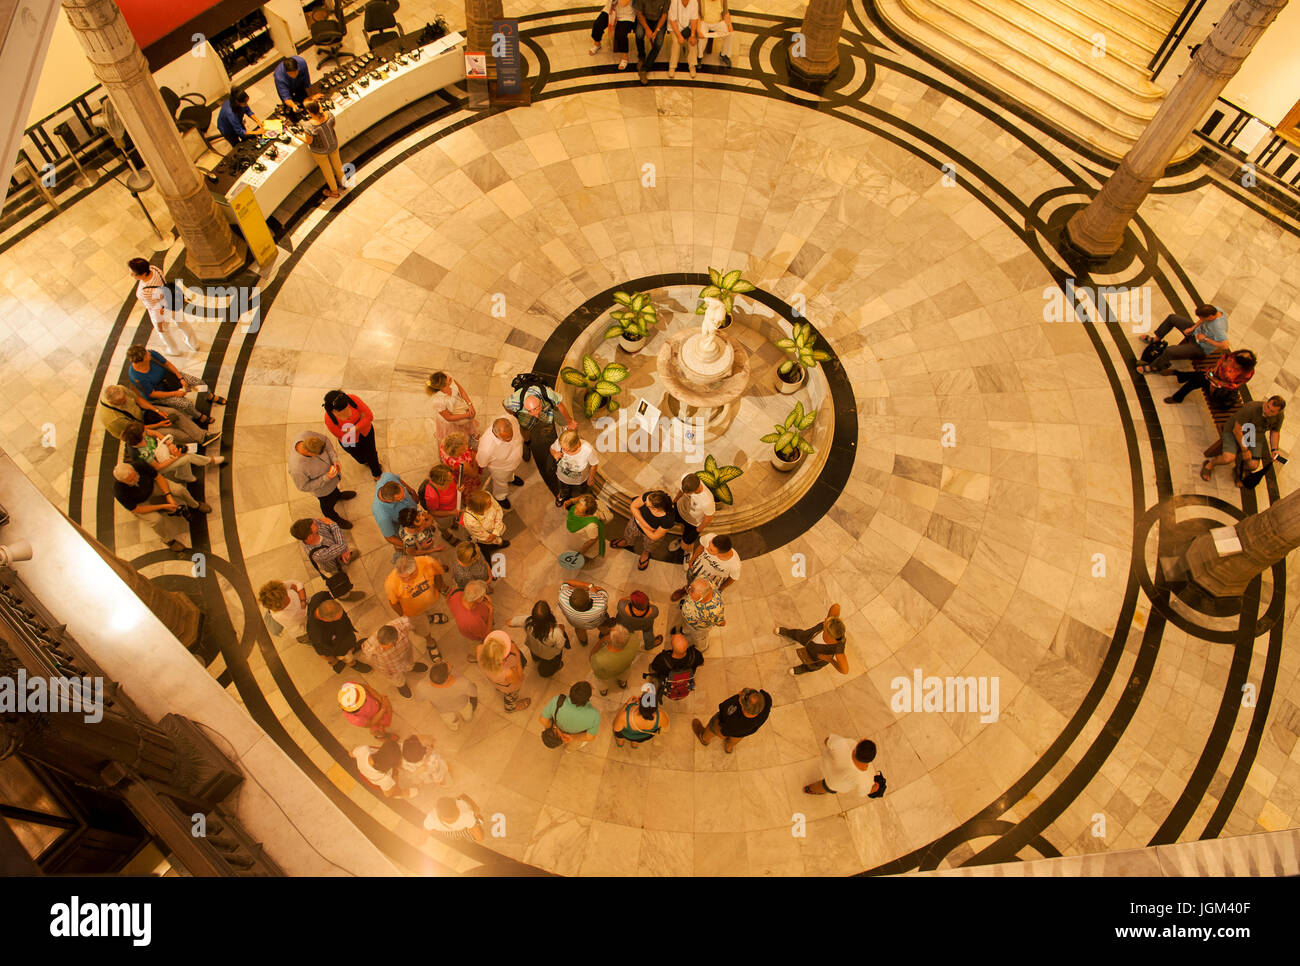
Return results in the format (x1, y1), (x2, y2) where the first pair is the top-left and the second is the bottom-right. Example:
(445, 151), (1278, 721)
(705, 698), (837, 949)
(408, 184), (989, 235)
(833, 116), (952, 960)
(1149, 0), (1209, 77)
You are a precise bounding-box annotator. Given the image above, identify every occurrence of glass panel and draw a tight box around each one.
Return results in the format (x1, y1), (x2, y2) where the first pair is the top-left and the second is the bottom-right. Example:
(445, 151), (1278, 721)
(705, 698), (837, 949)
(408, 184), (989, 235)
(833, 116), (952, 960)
(0, 757), (68, 817)
(4, 816), (64, 858)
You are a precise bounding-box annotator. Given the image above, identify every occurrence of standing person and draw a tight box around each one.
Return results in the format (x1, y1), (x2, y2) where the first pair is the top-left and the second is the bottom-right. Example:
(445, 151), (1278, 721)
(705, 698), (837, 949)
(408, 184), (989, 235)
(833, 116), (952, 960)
(125, 344), (222, 427)
(292, 517), (361, 585)
(590, 624), (638, 696)
(401, 735), (451, 789)
(502, 378), (576, 465)
(120, 421), (222, 484)
(549, 429), (600, 507)
(290, 431), (356, 529)
(460, 488), (511, 554)
(781, 604), (847, 675)
(216, 87), (263, 146)
(99, 383), (215, 449)
(558, 578), (610, 647)
(352, 737), (414, 798)
(338, 682), (394, 739)
(448, 581), (494, 663)
(698, 0), (734, 67)
(647, 632), (704, 701)
(1202, 395), (1287, 483)
(615, 590), (661, 651)
(323, 390), (381, 479)
(258, 579), (310, 642)
(372, 473), (421, 550)
(671, 532), (740, 602)
(363, 617), (432, 698)
(441, 432), (483, 499)
(538, 681), (600, 745)
(305, 593), (371, 673)
(425, 794), (486, 841)
(613, 691), (667, 748)
(418, 465), (462, 544)
(112, 461), (201, 552)
(610, 489), (674, 570)
(475, 415), (525, 509)
(804, 736), (881, 797)
(693, 687), (771, 753)
(384, 555), (450, 637)
(451, 541), (492, 592)
(673, 472), (715, 553)
(666, 0), (701, 78)
(273, 54), (312, 111)
(397, 506), (448, 557)
(675, 577), (724, 651)
(415, 662), (478, 732)
(633, 0), (671, 84)
(1166, 348), (1255, 406)
(301, 99), (346, 199)
(509, 601), (570, 677)
(1136, 304), (1230, 374)
(426, 371), (481, 445)
(129, 258), (199, 355)
(476, 630), (531, 713)
(564, 493), (614, 563)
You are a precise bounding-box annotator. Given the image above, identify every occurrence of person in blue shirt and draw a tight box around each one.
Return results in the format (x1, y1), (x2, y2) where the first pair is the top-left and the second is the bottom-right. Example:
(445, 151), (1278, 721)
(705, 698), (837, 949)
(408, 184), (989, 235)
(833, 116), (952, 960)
(372, 472), (420, 550)
(1137, 304), (1230, 374)
(215, 89), (263, 146)
(274, 56), (312, 111)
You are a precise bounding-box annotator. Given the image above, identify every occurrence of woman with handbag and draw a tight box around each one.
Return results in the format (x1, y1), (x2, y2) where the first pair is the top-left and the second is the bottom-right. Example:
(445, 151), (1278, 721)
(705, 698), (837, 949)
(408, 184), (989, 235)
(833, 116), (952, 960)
(339, 681), (394, 738)
(460, 488), (510, 554)
(509, 600), (570, 677)
(418, 465), (463, 546)
(613, 692), (667, 748)
(125, 344), (224, 428)
(476, 630), (531, 713)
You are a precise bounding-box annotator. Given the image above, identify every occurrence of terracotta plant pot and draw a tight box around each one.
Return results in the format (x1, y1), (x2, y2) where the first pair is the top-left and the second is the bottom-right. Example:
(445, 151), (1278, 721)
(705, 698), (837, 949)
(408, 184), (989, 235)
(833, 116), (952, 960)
(771, 447), (804, 472)
(776, 364), (806, 395)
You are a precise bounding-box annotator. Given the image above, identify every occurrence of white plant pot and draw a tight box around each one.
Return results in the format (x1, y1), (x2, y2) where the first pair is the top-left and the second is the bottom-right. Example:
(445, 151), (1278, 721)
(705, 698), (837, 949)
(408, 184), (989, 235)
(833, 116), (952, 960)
(776, 365), (806, 394)
(771, 448), (804, 472)
(620, 334), (646, 354)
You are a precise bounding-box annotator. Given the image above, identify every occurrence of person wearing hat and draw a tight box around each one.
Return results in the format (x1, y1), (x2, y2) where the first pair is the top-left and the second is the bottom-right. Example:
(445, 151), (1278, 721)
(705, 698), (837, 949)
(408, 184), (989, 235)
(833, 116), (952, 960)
(781, 603), (846, 675)
(615, 589), (662, 651)
(476, 630), (530, 713)
(323, 390), (381, 480)
(339, 682), (394, 738)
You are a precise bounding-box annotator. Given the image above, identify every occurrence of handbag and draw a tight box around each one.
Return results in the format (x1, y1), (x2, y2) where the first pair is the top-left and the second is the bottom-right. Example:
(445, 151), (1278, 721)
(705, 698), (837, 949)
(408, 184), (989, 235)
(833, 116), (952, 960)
(1139, 339), (1167, 365)
(309, 545), (353, 598)
(101, 400), (165, 427)
(542, 695), (567, 748)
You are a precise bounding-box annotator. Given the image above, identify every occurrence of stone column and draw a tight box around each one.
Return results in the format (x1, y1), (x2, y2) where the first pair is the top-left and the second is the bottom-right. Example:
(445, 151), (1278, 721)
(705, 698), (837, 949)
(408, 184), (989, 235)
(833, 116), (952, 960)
(466, 0), (504, 80)
(788, 0), (847, 83)
(1185, 488), (1300, 597)
(60, 0), (242, 279)
(1064, 0), (1289, 259)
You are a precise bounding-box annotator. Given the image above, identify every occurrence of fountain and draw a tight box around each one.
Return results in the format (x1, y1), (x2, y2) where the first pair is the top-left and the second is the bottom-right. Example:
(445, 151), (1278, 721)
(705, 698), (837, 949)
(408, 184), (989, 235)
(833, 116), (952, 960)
(658, 297), (752, 433)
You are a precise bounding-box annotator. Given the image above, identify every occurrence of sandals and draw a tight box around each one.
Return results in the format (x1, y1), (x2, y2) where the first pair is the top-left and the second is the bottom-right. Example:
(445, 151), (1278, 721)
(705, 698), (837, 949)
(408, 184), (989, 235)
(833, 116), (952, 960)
(637, 553), (651, 571)
(207, 394), (227, 406)
(1139, 334), (1160, 344)
(652, 634), (663, 648)
(1135, 365), (1155, 374)
(555, 496), (564, 507)
(431, 613), (449, 624)
(1200, 460), (1214, 482)
(610, 538), (630, 549)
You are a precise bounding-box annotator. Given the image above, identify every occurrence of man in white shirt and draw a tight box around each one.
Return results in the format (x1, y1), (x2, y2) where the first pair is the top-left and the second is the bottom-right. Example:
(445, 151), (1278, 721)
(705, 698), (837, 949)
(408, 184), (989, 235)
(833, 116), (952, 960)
(128, 257), (199, 355)
(667, 0), (701, 78)
(805, 735), (880, 796)
(671, 532), (739, 601)
(549, 429), (600, 506)
(673, 472), (715, 551)
(698, 0), (733, 68)
(476, 415), (525, 509)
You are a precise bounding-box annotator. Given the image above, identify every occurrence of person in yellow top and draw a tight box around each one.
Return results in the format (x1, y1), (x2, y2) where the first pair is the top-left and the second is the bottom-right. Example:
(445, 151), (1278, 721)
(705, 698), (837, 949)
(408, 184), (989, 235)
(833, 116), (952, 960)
(385, 555), (450, 634)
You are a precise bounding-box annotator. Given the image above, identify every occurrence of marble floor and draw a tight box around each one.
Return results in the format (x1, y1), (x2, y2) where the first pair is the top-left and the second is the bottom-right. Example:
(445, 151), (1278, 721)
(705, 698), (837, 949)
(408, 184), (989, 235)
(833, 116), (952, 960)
(3, 0), (1300, 875)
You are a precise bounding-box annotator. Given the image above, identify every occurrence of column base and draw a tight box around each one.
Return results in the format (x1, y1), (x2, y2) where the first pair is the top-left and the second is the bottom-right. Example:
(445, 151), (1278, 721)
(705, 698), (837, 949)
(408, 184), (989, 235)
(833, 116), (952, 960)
(785, 48), (843, 95)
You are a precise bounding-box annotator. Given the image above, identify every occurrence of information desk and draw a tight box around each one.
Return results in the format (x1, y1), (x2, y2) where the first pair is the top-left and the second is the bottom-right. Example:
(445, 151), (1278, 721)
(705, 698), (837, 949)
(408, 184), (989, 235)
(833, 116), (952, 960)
(224, 32), (464, 214)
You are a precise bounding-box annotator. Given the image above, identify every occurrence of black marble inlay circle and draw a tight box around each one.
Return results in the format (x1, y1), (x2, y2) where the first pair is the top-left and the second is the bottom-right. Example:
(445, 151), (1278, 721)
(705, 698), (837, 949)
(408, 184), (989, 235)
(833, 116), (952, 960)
(530, 273), (858, 558)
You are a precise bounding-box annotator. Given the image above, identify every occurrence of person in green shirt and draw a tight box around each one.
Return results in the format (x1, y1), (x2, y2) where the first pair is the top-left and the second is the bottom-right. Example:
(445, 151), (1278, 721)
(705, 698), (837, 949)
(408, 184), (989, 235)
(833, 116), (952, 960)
(590, 624), (639, 695)
(539, 682), (601, 744)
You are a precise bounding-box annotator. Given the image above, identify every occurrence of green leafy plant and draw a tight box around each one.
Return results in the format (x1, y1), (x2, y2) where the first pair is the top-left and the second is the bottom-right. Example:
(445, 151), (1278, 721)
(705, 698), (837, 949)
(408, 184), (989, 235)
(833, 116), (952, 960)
(761, 401), (817, 460)
(695, 267), (756, 318)
(695, 454), (743, 506)
(603, 291), (659, 341)
(559, 354), (630, 418)
(775, 322), (831, 378)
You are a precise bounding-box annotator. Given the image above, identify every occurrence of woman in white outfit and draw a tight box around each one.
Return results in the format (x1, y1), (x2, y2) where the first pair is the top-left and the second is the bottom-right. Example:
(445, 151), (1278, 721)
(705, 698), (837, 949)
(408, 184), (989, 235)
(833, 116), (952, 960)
(425, 370), (481, 445)
(129, 257), (199, 354)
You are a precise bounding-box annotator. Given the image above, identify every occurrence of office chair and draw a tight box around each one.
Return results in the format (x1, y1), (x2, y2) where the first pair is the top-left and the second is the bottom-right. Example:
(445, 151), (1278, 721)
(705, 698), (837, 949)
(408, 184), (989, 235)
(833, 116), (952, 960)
(160, 87), (223, 152)
(310, 16), (354, 69)
(363, 1), (403, 51)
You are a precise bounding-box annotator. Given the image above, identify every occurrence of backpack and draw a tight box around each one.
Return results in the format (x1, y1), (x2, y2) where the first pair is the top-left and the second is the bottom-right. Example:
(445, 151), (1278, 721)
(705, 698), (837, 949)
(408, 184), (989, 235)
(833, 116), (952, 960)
(659, 668), (695, 701)
(1139, 339), (1167, 365)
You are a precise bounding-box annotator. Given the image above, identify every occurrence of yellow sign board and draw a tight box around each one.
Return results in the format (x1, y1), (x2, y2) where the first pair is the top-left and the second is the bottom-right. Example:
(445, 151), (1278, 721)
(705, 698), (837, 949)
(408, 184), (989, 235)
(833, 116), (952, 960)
(230, 185), (277, 268)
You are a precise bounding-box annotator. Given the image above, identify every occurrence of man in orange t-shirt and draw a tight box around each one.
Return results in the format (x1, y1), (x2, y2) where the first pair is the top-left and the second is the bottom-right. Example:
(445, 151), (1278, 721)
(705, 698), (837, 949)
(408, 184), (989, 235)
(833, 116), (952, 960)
(385, 555), (450, 635)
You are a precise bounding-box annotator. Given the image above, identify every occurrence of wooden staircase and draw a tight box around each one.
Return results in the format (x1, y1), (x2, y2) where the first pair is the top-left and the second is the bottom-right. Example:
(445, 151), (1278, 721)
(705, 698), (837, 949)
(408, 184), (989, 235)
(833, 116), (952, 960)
(875, 0), (1201, 162)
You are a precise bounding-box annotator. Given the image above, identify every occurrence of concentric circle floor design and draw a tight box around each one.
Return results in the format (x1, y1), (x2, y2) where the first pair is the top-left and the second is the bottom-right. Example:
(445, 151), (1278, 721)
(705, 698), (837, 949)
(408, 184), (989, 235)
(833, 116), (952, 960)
(45, 2), (1299, 876)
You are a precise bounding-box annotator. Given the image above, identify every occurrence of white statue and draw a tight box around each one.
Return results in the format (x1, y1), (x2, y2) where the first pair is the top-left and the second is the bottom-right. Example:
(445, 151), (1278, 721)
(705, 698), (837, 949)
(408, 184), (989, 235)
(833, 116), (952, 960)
(700, 297), (726, 356)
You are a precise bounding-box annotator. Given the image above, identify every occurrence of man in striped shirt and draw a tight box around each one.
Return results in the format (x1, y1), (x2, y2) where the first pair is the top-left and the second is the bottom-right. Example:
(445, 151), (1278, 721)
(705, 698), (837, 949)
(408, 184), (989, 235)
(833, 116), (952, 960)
(291, 517), (354, 575)
(362, 617), (432, 699)
(558, 578), (610, 647)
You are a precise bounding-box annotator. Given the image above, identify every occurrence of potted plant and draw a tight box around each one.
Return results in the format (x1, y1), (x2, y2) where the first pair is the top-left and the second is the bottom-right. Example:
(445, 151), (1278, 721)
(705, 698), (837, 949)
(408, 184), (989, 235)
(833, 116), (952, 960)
(695, 454), (743, 505)
(761, 401), (816, 472)
(560, 354), (630, 418)
(774, 322), (831, 394)
(603, 290), (659, 354)
(695, 267), (756, 329)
